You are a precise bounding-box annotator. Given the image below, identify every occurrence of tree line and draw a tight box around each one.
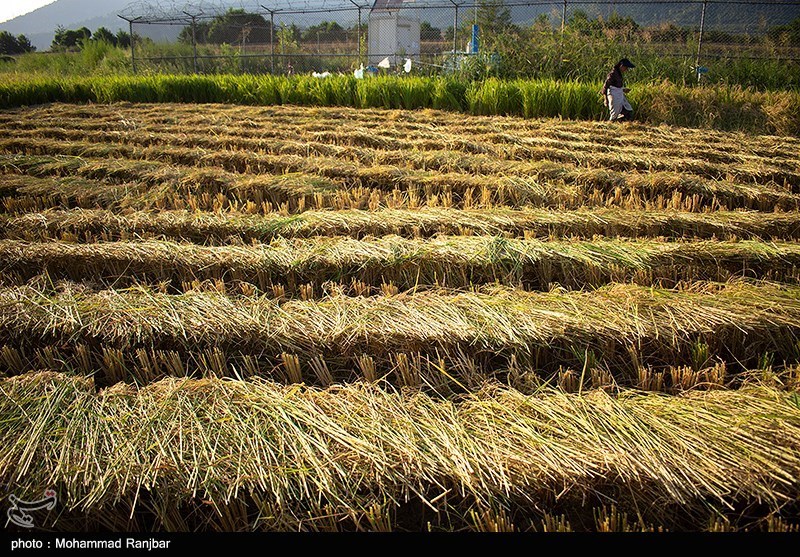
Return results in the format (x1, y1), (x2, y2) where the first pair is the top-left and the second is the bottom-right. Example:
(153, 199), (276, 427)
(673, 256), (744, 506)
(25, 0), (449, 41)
(175, 8), (446, 45)
(0, 32), (35, 55)
(51, 26), (132, 50)
(0, 26), (137, 56)
(171, 5), (799, 48)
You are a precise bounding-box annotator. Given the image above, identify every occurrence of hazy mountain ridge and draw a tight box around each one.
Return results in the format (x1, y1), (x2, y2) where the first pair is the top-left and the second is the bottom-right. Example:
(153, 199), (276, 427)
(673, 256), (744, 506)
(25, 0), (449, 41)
(0, 0), (172, 50)
(1, 0), (130, 33)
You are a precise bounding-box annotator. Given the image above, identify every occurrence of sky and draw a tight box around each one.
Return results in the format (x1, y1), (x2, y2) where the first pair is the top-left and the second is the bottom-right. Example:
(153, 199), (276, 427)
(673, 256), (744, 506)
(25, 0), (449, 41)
(0, 1), (57, 24)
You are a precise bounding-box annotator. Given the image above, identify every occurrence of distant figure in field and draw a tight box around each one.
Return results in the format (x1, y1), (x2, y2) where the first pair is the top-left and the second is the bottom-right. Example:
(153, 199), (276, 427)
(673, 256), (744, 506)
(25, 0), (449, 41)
(602, 58), (635, 121)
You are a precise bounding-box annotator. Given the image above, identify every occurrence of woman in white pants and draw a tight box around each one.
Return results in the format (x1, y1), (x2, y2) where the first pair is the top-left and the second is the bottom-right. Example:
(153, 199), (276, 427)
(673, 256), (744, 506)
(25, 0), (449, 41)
(602, 58), (635, 121)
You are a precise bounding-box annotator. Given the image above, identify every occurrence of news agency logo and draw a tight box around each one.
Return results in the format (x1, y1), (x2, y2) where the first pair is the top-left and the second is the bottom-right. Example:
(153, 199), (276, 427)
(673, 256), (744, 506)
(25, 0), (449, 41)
(6, 489), (57, 528)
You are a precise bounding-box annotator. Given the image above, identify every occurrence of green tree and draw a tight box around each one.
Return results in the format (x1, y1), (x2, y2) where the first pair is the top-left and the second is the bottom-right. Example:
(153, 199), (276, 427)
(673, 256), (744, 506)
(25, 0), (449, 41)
(92, 27), (117, 46)
(602, 13), (639, 41)
(179, 9), (273, 45)
(420, 21), (442, 41)
(477, 0), (513, 37)
(16, 33), (35, 53)
(604, 13), (638, 31)
(51, 26), (91, 50)
(567, 10), (602, 36)
(277, 23), (300, 53)
(768, 16), (800, 46)
(0, 31), (35, 55)
(116, 30), (131, 49)
(301, 21), (347, 43)
(178, 21), (210, 44)
(0, 31), (18, 55)
(531, 14), (552, 33)
(208, 9), (272, 44)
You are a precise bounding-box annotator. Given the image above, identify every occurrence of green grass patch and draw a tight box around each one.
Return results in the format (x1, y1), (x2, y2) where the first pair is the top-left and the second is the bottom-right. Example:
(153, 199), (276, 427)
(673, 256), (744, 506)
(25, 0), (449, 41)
(1, 74), (797, 135)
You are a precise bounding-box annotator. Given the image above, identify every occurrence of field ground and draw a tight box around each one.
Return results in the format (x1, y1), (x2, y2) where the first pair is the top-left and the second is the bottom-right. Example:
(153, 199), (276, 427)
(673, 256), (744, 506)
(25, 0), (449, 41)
(1, 102), (799, 531)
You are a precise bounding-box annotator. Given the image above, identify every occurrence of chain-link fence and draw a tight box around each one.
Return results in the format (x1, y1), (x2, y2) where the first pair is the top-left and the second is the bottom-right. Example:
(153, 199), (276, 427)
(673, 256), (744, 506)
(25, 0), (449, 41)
(120, 0), (800, 86)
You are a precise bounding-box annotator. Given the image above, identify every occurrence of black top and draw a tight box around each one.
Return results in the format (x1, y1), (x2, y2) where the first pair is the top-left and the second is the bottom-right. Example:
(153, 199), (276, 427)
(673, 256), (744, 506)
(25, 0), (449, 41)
(602, 67), (624, 95)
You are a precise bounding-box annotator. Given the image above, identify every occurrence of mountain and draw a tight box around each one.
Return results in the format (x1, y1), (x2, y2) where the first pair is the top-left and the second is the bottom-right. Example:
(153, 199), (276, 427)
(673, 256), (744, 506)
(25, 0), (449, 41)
(0, 0), (173, 51)
(0, 0), (356, 51)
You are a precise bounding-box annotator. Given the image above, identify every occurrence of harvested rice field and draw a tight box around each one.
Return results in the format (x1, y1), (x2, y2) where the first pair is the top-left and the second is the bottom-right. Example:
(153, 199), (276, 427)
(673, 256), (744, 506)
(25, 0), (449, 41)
(1, 102), (800, 532)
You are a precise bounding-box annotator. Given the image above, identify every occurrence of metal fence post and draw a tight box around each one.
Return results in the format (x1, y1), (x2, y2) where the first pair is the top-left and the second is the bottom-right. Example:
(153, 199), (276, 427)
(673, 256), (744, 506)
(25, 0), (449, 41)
(241, 24), (250, 73)
(183, 12), (199, 74)
(270, 12), (275, 74)
(130, 19), (137, 75)
(261, 5), (275, 74)
(559, 0), (567, 74)
(455, 4), (459, 55)
(449, 0), (459, 63)
(192, 17), (198, 74)
(118, 15), (138, 74)
(349, 2), (363, 65)
(696, 0), (708, 82)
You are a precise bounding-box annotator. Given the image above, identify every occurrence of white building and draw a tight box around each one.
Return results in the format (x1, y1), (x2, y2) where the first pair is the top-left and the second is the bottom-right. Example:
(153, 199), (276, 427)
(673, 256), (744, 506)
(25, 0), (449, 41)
(368, 0), (420, 65)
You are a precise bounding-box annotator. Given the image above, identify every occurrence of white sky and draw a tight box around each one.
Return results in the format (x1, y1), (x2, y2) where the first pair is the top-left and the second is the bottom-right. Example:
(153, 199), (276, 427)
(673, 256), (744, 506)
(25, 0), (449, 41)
(0, 1), (57, 24)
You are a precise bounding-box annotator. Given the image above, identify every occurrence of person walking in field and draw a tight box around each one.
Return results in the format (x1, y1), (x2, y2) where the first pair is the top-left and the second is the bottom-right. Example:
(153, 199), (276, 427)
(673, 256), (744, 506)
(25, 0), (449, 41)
(602, 58), (635, 121)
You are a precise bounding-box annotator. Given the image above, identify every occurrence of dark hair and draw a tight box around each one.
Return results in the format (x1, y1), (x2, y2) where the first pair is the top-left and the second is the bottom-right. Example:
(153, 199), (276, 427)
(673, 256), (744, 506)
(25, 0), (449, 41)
(615, 58), (635, 70)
